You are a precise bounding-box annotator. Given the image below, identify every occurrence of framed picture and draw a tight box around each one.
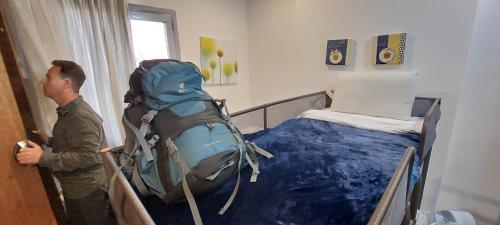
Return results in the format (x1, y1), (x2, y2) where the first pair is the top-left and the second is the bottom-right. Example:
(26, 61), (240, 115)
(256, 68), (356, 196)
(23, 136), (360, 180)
(373, 33), (407, 65)
(200, 36), (238, 85)
(325, 39), (354, 65)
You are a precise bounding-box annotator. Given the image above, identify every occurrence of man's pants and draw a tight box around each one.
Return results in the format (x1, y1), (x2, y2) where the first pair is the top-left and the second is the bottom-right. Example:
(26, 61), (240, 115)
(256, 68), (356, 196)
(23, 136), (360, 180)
(65, 188), (117, 225)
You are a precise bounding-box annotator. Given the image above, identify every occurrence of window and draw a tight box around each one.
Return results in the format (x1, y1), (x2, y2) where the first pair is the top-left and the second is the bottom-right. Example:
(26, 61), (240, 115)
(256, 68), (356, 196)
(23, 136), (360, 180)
(128, 4), (181, 65)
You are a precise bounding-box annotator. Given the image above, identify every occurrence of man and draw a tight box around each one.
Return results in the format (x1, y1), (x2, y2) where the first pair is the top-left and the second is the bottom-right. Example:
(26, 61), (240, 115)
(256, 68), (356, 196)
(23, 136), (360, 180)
(16, 60), (116, 225)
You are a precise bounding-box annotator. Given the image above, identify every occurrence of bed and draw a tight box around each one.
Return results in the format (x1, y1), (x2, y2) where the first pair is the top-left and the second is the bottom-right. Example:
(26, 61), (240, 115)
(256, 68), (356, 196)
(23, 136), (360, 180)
(102, 91), (441, 225)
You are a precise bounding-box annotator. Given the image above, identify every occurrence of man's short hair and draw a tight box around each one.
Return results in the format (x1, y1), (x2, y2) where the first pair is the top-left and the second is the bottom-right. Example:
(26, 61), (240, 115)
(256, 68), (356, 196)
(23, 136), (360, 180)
(51, 60), (86, 93)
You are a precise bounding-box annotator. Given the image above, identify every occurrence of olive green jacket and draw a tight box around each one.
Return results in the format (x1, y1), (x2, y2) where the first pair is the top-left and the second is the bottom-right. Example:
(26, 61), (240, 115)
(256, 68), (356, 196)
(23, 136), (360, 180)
(39, 96), (107, 199)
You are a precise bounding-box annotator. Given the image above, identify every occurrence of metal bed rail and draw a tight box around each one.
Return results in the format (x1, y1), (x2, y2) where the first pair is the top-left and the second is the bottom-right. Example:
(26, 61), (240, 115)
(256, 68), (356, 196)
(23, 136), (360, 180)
(368, 147), (416, 225)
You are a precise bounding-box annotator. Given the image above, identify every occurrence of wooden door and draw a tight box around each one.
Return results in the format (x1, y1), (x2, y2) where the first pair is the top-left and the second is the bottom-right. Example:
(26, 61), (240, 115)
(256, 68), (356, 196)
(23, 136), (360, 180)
(0, 48), (57, 225)
(0, 9), (62, 225)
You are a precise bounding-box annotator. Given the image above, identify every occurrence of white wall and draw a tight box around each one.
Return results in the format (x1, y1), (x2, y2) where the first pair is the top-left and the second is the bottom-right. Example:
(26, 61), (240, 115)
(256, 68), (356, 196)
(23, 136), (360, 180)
(128, 0), (251, 112)
(127, 1), (500, 222)
(247, 0), (480, 211)
(436, 0), (500, 223)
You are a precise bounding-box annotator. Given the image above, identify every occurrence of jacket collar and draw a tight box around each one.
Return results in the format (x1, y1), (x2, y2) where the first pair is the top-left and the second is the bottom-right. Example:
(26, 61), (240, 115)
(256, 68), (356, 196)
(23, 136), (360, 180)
(56, 96), (83, 116)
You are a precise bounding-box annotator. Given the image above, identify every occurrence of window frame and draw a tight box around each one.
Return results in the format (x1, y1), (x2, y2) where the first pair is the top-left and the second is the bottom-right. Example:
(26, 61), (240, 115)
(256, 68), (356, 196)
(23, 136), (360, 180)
(128, 4), (181, 60)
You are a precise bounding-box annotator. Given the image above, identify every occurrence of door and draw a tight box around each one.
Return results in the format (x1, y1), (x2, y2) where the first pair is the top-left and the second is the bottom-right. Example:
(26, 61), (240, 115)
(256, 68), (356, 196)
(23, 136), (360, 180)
(0, 10), (60, 225)
(0, 49), (57, 225)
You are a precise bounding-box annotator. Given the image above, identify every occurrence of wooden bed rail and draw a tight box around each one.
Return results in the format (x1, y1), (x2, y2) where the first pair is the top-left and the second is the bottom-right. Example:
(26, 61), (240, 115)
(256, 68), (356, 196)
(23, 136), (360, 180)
(102, 151), (155, 225)
(368, 147), (416, 225)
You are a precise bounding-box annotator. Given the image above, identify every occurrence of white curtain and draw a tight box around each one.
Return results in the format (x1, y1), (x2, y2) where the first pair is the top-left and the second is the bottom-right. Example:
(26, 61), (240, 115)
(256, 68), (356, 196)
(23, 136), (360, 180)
(0, 0), (135, 146)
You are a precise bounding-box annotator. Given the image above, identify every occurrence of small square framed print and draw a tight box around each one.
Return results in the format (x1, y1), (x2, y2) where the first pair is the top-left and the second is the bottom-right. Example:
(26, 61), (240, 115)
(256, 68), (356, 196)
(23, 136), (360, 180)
(325, 39), (354, 65)
(373, 33), (407, 65)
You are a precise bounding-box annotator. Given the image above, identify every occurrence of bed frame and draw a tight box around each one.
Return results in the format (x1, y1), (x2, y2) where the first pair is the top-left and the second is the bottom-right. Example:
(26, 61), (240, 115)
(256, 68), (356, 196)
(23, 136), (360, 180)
(101, 91), (441, 225)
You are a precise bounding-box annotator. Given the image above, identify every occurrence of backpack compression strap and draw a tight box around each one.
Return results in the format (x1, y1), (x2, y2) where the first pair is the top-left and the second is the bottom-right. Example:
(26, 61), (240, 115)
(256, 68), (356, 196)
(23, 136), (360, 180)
(213, 101), (275, 214)
(245, 142), (274, 182)
(250, 142), (274, 159)
(165, 138), (203, 225)
(217, 122), (274, 215)
(218, 131), (244, 215)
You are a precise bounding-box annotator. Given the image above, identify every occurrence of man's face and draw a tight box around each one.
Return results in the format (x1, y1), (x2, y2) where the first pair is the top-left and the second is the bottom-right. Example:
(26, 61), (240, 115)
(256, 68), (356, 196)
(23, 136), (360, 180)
(42, 66), (70, 98)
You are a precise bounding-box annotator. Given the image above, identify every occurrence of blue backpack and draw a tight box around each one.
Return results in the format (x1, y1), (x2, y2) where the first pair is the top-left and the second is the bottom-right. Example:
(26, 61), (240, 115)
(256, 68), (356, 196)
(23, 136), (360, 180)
(121, 59), (272, 225)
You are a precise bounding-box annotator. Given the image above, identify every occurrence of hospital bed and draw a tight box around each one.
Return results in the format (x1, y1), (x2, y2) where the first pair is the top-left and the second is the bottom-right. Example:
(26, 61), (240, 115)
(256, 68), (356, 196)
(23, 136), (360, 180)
(101, 91), (441, 225)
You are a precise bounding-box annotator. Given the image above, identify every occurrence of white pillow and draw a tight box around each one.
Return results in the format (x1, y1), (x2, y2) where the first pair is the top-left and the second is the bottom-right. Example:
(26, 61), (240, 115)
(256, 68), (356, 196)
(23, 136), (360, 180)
(330, 71), (418, 120)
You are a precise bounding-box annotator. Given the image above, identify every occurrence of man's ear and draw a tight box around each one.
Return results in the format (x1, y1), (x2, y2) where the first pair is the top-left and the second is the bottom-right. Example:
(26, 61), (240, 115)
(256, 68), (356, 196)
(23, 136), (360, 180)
(63, 78), (73, 90)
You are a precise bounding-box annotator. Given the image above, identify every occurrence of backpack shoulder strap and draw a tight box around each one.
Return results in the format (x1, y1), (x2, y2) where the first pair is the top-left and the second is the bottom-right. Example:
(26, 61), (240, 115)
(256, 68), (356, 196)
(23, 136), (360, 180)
(122, 110), (158, 161)
(132, 164), (151, 196)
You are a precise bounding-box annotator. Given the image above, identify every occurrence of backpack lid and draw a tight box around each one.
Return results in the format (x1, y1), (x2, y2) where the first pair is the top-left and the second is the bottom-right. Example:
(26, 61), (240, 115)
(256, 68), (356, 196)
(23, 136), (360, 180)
(142, 60), (212, 110)
(125, 59), (172, 103)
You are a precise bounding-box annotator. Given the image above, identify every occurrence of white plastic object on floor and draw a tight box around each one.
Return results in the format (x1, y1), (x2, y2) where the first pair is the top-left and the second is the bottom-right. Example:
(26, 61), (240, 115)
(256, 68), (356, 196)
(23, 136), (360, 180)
(434, 210), (476, 225)
(415, 210), (476, 225)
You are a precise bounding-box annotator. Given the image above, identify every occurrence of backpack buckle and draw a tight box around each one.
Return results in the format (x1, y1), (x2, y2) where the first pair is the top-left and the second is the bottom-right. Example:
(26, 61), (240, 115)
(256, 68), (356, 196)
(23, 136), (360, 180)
(141, 110), (158, 123)
(206, 123), (215, 129)
(165, 138), (177, 155)
(147, 135), (160, 148)
(227, 122), (237, 133)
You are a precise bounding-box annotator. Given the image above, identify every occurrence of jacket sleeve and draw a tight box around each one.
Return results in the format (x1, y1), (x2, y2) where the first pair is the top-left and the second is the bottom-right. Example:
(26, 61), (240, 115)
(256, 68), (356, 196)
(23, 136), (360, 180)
(38, 116), (102, 172)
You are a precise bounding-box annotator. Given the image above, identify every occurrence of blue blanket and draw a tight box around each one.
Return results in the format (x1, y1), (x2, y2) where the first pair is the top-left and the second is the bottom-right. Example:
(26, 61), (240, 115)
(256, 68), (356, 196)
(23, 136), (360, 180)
(144, 118), (421, 225)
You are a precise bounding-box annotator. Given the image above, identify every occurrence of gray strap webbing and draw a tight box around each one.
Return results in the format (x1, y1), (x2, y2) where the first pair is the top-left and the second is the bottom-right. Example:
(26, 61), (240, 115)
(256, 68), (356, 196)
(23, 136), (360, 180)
(140, 110), (158, 135)
(251, 143), (274, 159)
(217, 132), (274, 214)
(205, 160), (235, 181)
(132, 165), (151, 196)
(165, 138), (203, 225)
(218, 145), (243, 215)
(122, 113), (154, 161)
(245, 142), (273, 182)
(218, 131), (245, 215)
(245, 152), (259, 183)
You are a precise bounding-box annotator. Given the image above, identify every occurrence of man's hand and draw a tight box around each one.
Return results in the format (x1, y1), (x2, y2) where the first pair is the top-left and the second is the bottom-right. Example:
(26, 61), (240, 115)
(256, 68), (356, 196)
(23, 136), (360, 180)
(16, 141), (43, 165)
(100, 147), (112, 153)
(32, 130), (49, 145)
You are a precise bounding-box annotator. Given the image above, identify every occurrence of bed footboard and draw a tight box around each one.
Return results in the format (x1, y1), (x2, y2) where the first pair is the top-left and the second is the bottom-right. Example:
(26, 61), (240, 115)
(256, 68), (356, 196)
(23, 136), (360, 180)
(410, 98), (441, 219)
